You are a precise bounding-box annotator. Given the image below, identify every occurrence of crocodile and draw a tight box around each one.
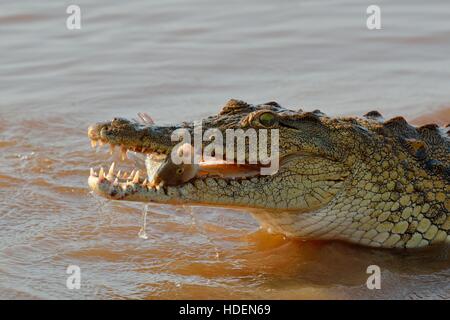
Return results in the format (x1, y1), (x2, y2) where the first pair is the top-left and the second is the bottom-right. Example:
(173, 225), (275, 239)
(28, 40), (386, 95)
(88, 99), (450, 248)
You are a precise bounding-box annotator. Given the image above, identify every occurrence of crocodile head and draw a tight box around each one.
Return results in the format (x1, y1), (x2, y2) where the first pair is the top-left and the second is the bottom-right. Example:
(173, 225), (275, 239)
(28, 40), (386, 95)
(88, 99), (450, 248)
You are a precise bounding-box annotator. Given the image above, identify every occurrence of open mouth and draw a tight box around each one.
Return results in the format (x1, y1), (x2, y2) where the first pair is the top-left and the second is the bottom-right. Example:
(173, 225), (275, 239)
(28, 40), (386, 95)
(87, 137), (269, 194)
(86, 112), (283, 197)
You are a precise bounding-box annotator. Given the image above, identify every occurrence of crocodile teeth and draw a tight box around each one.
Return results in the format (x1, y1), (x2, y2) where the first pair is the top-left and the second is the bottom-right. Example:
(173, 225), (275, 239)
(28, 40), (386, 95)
(132, 170), (140, 184)
(120, 145), (127, 160)
(90, 167), (95, 176)
(99, 166), (105, 178)
(107, 162), (115, 180)
(109, 144), (115, 155)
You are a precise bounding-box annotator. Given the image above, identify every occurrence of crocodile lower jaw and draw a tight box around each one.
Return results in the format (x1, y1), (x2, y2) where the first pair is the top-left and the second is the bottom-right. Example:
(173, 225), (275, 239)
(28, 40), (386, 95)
(88, 137), (271, 204)
(88, 169), (178, 203)
(87, 162), (270, 206)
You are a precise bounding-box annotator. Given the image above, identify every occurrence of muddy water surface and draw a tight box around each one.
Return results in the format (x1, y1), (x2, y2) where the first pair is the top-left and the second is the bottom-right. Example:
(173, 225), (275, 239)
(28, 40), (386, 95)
(0, 0), (449, 299)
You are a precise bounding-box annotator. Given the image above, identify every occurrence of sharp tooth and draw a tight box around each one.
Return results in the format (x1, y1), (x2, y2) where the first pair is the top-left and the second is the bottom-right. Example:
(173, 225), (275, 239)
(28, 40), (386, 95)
(108, 162), (115, 175)
(130, 170), (135, 178)
(141, 147), (147, 153)
(121, 145), (127, 160)
(91, 140), (97, 148)
(107, 162), (115, 180)
(132, 170), (140, 184)
(109, 144), (115, 155)
(99, 166), (105, 178)
(113, 178), (119, 186)
(123, 172), (128, 179)
(90, 168), (94, 176)
(155, 181), (165, 191)
(116, 170), (121, 179)
(142, 178), (148, 185)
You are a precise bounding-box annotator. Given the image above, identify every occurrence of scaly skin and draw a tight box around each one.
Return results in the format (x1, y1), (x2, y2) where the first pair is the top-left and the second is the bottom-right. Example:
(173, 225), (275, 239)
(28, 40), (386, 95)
(87, 100), (450, 248)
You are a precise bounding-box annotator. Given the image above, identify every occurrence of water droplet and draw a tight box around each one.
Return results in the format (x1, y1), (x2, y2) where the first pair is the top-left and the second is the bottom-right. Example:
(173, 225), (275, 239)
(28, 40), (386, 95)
(138, 204), (149, 239)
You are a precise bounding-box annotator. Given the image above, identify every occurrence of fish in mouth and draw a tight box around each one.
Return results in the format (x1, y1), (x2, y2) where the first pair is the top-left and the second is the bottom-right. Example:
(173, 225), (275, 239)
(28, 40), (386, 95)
(87, 99), (450, 248)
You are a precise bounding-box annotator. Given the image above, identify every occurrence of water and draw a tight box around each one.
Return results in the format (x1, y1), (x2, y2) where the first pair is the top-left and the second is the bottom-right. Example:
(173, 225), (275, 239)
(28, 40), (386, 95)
(138, 205), (148, 240)
(0, 0), (449, 299)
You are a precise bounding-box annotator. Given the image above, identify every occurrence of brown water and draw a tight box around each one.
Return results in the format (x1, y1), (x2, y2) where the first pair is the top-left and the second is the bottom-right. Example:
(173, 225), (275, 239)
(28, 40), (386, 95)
(1, 0), (449, 299)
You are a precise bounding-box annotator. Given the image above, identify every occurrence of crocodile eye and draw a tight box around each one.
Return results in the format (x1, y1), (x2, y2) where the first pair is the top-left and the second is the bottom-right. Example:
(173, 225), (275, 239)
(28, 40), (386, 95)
(176, 167), (184, 175)
(259, 112), (276, 127)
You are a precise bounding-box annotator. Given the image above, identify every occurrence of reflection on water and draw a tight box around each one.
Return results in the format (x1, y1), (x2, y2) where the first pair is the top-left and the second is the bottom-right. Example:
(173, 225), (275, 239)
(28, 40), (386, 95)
(0, 0), (449, 299)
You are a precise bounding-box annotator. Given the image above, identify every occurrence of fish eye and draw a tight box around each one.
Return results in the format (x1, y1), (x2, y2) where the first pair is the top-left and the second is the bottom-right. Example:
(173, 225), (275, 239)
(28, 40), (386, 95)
(259, 112), (276, 127)
(176, 167), (184, 174)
